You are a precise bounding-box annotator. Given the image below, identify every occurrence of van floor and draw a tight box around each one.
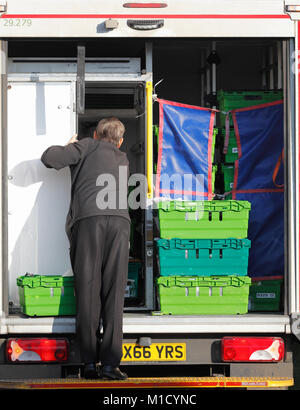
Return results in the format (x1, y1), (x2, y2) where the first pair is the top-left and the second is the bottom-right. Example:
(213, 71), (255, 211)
(4, 312), (289, 335)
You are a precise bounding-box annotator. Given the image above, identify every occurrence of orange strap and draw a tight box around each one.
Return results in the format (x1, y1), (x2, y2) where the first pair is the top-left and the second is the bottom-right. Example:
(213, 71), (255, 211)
(273, 149), (284, 188)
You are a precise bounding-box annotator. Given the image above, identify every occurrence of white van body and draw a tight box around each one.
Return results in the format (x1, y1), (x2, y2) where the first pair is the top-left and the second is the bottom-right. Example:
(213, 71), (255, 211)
(0, 0), (299, 388)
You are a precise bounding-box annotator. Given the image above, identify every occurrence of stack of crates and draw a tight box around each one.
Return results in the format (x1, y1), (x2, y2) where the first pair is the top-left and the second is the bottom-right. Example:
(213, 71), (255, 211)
(217, 90), (283, 199)
(155, 200), (252, 315)
(217, 90), (284, 310)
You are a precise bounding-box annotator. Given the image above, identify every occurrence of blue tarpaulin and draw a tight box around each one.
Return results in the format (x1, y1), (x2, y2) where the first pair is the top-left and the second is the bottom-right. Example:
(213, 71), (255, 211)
(231, 100), (284, 280)
(155, 99), (216, 201)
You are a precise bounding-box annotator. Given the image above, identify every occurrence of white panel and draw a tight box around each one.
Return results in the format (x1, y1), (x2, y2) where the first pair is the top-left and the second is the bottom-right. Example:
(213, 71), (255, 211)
(0, 18), (295, 38)
(7, 82), (75, 305)
(0, 314), (291, 335)
(0, 0), (294, 38)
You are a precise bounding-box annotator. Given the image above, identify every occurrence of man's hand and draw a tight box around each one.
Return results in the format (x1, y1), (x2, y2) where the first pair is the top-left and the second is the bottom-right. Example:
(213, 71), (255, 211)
(66, 134), (78, 145)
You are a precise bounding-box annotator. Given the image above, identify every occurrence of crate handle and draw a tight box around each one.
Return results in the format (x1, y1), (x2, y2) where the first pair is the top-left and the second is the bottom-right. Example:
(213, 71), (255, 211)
(230, 277), (246, 287)
(244, 95), (262, 101)
(174, 201), (199, 212)
(174, 239), (196, 250)
(41, 278), (62, 288)
(157, 239), (171, 250)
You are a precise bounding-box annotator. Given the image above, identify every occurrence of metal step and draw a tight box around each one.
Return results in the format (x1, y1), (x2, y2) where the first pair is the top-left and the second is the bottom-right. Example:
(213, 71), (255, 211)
(0, 376), (294, 389)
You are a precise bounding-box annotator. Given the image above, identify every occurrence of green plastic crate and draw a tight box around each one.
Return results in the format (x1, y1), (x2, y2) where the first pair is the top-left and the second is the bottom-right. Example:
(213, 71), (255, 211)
(212, 164), (217, 194)
(158, 200), (251, 239)
(17, 275), (76, 317)
(218, 90), (283, 127)
(126, 261), (141, 299)
(153, 125), (159, 173)
(248, 279), (283, 312)
(218, 90), (283, 111)
(212, 127), (217, 164)
(221, 164), (235, 199)
(156, 275), (251, 315)
(156, 238), (251, 277)
(153, 124), (159, 145)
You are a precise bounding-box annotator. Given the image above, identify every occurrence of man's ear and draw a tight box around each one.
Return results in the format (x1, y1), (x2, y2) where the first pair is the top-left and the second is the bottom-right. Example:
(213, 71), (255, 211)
(93, 131), (97, 140)
(118, 137), (124, 148)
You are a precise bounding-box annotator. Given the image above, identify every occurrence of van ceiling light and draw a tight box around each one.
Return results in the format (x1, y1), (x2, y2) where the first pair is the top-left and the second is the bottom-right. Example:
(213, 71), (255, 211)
(127, 19), (164, 30)
(285, 5), (300, 11)
(123, 3), (167, 8)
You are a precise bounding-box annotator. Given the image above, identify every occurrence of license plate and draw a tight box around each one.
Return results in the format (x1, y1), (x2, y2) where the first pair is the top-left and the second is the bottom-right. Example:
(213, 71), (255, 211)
(121, 343), (186, 362)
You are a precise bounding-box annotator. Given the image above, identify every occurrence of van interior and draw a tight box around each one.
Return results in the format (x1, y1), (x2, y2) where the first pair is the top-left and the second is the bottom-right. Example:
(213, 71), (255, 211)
(7, 38), (285, 315)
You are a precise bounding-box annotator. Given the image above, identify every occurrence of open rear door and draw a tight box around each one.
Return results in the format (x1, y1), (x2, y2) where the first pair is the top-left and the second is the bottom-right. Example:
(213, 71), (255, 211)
(7, 81), (76, 306)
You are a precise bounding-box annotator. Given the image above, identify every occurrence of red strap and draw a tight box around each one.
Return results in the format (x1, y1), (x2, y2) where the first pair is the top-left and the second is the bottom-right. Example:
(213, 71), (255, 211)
(273, 149), (284, 188)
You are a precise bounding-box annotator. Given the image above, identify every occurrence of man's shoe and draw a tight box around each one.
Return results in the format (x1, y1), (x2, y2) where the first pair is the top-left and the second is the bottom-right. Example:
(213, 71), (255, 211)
(83, 363), (100, 379)
(99, 365), (128, 380)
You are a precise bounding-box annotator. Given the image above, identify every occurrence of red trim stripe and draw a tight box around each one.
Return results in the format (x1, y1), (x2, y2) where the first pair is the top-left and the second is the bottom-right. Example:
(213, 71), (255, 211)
(298, 21), (300, 310)
(156, 98), (218, 112)
(0, 14), (290, 19)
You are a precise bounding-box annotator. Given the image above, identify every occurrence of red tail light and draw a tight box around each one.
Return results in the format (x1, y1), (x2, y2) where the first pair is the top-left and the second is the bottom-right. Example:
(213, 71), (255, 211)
(6, 338), (69, 362)
(123, 3), (167, 8)
(221, 337), (284, 362)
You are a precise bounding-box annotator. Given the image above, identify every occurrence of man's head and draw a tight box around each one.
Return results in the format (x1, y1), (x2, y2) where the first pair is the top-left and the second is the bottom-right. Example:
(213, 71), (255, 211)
(94, 117), (125, 148)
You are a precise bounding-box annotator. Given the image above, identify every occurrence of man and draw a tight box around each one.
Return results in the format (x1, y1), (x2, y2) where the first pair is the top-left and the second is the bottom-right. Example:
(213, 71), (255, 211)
(41, 117), (130, 380)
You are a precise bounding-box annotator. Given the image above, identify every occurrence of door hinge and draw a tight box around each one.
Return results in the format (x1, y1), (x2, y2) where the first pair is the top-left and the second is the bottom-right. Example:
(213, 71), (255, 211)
(76, 45), (85, 115)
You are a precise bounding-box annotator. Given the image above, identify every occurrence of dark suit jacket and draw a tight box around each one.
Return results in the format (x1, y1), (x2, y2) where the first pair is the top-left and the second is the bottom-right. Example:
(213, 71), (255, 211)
(41, 138), (130, 241)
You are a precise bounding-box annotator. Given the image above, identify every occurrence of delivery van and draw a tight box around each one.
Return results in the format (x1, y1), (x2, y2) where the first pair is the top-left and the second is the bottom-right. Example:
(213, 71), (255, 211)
(0, 0), (299, 389)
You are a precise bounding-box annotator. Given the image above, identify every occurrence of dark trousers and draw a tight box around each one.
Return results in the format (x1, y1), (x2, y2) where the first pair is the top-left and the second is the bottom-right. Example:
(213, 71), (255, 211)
(70, 215), (130, 366)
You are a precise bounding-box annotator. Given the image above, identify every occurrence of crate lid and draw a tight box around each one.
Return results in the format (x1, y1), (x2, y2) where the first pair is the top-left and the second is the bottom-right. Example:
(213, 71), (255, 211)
(156, 238), (251, 250)
(157, 275), (251, 288)
(157, 200), (251, 213)
(16, 274), (74, 288)
(217, 89), (283, 100)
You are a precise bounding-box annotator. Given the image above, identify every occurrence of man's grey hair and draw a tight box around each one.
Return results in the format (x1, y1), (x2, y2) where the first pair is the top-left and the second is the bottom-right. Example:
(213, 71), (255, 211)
(95, 117), (125, 147)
